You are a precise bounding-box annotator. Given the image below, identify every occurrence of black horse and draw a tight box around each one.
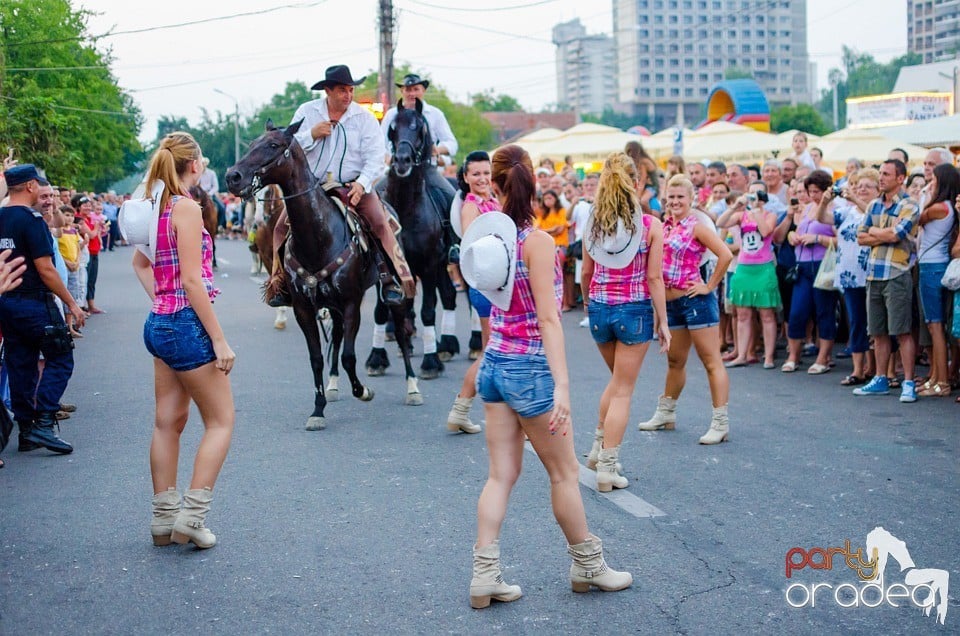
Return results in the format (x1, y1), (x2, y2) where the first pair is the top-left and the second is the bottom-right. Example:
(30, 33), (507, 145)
(224, 120), (423, 431)
(366, 99), (459, 379)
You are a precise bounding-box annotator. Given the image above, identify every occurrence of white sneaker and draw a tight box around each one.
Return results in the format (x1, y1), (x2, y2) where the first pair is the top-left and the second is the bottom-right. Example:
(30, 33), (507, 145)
(579, 316), (589, 328)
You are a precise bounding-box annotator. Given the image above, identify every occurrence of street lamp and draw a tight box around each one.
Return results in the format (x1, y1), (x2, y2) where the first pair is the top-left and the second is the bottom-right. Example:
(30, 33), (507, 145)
(214, 88), (240, 166)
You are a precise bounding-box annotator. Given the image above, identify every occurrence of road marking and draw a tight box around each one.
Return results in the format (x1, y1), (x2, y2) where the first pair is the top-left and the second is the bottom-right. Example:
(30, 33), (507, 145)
(523, 443), (666, 518)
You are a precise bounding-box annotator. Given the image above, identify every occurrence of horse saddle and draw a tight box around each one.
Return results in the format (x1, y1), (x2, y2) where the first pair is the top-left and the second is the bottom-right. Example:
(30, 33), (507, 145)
(322, 182), (371, 253)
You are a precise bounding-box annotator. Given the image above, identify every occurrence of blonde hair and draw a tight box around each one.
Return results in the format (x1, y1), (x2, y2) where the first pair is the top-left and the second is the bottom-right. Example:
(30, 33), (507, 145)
(667, 173), (694, 197)
(591, 153), (640, 243)
(855, 167), (879, 185)
(144, 132), (202, 212)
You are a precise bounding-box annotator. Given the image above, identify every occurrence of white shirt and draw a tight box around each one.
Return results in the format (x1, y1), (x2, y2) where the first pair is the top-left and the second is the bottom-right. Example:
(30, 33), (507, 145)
(381, 99), (458, 159)
(571, 200), (593, 243)
(199, 168), (219, 197)
(291, 99), (386, 193)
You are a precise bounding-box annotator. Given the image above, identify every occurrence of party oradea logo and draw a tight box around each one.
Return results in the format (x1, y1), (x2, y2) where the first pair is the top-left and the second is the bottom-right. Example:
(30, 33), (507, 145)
(784, 526), (949, 625)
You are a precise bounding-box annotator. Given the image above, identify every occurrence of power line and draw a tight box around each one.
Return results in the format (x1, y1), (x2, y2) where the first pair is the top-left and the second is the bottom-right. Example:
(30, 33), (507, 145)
(3, 1), (328, 48)
(405, 0), (559, 11)
(0, 94), (137, 118)
(401, 8), (553, 43)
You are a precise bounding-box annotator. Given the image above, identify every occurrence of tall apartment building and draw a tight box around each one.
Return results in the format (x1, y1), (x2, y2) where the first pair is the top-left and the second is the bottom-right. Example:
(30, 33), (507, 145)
(552, 19), (618, 116)
(908, 0), (960, 64)
(614, 0), (812, 130)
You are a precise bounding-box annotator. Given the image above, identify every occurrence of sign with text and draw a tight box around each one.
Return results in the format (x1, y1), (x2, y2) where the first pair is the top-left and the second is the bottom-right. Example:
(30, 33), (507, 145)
(846, 92), (954, 128)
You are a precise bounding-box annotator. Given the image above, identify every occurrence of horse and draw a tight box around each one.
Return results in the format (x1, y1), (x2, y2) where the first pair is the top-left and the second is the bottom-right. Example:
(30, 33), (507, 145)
(224, 120), (422, 431)
(189, 185), (220, 269)
(366, 98), (459, 380)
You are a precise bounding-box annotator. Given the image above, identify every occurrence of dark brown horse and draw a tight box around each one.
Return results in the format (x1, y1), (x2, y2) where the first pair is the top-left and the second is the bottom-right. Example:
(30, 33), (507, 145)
(367, 98), (459, 379)
(250, 185), (289, 330)
(189, 185), (220, 269)
(225, 120), (422, 431)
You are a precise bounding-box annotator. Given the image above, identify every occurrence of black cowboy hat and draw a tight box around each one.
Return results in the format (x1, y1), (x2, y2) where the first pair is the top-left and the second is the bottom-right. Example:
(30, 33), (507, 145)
(311, 65), (366, 91)
(396, 73), (429, 89)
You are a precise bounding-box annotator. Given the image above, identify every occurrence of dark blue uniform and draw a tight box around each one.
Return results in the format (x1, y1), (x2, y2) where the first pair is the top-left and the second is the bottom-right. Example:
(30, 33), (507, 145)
(0, 204), (75, 453)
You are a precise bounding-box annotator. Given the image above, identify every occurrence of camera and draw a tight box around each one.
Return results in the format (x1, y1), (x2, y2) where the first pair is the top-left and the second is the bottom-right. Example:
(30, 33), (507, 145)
(831, 185), (844, 197)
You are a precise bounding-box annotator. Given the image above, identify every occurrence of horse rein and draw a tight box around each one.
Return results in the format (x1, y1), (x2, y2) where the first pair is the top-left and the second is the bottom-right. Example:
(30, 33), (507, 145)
(249, 145), (326, 202)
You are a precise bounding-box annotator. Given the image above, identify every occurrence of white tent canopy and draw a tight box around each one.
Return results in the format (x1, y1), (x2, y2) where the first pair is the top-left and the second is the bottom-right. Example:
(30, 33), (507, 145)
(872, 114), (960, 149)
(815, 128), (930, 171)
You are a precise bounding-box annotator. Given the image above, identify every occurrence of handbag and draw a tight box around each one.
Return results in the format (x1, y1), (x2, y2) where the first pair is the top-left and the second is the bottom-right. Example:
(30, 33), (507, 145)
(814, 243), (837, 291)
(941, 258), (960, 291)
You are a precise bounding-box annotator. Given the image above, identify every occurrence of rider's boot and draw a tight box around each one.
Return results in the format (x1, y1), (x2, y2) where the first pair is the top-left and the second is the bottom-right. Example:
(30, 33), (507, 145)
(358, 192), (416, 302)
(265, 209), (292, 307)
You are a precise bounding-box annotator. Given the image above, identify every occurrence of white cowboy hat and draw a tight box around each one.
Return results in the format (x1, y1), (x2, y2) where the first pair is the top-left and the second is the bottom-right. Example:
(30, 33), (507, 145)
(459, 211), (517, 310)
(450, 191), (464, 238)
(119, 179), (164, 263)
(584, 208), (644, 269)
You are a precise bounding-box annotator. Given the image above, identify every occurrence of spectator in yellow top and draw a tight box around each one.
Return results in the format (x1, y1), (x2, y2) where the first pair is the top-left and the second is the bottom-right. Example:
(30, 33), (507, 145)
(536, 190), (575, 310)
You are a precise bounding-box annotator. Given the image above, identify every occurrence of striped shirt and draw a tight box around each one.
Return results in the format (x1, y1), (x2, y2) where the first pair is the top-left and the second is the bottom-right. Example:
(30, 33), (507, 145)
(488, 226), (563, 356)
(589, 214), (653, 305)
(152, 195), (220, 314)
(858, 192), (919, 281)
(662, 213), (705, 289)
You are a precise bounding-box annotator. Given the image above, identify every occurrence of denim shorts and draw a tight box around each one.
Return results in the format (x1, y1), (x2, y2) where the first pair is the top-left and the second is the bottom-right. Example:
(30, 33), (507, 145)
(919, 262), (948, 324)
(143, 306), (217, 371)
(476, 350), (554, 418)
(588, 300), (654, 345)
(666, 291), (720, 330)
(469, 287), (492, 319)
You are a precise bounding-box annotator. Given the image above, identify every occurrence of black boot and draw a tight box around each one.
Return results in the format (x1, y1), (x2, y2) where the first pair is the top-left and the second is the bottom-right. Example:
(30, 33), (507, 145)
(22, 412), (73, 454)
(17, 419), (40, 452)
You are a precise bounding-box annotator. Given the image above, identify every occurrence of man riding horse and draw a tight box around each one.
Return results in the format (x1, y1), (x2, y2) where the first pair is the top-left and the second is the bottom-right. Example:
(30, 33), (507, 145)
(380, 73), (459, 245)
(266, 64), (415, 307)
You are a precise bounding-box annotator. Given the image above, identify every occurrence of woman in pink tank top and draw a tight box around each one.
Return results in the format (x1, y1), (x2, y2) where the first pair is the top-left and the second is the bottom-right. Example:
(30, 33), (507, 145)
(467, 145), (631, 610)
(579, 152), (670, 494)
(131, 132), (235, 550)
(638, 174), (733, 445)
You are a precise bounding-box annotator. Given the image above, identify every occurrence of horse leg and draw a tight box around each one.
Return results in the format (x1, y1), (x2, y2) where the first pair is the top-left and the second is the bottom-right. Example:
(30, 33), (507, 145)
(468, 302), (482, 361)
(389, 303), (422, 406)
(291, 299), (327, 431)
(274, 306), (288, 330)
(418, 277), (444, 380)
(325, 312), (343, 402)
(436, 270), (460, 361)
(340, 301), (375, 402)
(364, 297), (391, 376)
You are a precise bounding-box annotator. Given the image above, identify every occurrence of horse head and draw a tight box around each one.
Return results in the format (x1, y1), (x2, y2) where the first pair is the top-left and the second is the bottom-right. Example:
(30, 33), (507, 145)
(388, 98), (432, 179)
(225, 119), (305, 198)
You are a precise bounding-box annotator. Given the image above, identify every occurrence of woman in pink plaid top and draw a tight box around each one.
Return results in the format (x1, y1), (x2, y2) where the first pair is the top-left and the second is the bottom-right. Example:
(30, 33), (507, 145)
(638, 174), (733, 445)
(469, 145), (631, 609)
(132, 132), (235, 550)
(580, 152), (670, 494)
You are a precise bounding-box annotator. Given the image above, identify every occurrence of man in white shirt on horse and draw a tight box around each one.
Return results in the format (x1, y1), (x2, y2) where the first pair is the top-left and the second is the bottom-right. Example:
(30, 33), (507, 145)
(267, 64), (414, 307)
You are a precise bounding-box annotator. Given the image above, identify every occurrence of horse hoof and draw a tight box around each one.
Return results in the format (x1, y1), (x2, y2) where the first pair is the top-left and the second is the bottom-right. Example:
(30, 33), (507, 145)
(274, 320), (286, 330)
(360, 387), (375, 402)
(305, 416), (326, 431)
(419, 369), (440, 380)
(468, 350), (481, 361)
(326, 388), (339, 402)
(437, 351), (453, 363)
(405, 392), (424, 406)
(366, 366), (386, 377)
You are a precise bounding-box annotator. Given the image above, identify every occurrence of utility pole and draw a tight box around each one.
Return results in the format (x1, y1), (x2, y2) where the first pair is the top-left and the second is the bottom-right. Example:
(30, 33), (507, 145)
(378, 0), (395, 110)
(214, 89), (240, 167)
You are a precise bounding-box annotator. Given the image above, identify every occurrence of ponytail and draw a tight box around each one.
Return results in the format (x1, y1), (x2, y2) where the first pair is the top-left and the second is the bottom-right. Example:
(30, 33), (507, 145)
(144, 132), (201, 212)
(491, 145), (535, 228)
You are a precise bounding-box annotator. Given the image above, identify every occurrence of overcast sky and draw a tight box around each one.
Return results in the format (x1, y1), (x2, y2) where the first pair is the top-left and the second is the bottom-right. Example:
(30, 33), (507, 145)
(77, 0), (907, 140)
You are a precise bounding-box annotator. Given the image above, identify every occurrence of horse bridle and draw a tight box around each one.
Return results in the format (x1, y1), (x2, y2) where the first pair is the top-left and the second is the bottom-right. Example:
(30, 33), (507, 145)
(248, 139), (325, 201)
(390, 115), (432, 171)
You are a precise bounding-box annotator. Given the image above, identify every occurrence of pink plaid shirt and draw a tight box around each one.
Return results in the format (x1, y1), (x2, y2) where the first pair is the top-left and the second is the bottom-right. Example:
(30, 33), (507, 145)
(662, 213), (705, 290)
(488, 226), (562, 356)
(464, 192), (500, 216)
(589, 214), (653, 305)
(152, 195), (220, 314)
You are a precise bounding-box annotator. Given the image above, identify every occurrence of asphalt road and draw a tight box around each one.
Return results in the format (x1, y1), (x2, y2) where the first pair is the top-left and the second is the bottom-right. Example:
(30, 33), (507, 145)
(1, 239), (957, 635)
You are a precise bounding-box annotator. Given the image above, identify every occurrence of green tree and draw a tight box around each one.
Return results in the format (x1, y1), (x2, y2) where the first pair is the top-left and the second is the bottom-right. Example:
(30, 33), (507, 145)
(817, 47), (923, 128)
(581, 107), (652, 131)
(0, 0), (143, 190)
(469, 90), (524, 112)
(770, 104), (832, 136)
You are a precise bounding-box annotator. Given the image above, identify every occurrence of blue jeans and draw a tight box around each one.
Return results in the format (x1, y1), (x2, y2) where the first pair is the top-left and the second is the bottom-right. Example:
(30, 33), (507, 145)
(666, 291), (720, 330)
(143, 307), (217, 371)
(919, 262), (949, 324)
(476, 350), (554, 418)
(0, 293), (75, 421)
(842, 287), (869, 353)
(788, 261), (837, 341)
(588, 300), (653, 345)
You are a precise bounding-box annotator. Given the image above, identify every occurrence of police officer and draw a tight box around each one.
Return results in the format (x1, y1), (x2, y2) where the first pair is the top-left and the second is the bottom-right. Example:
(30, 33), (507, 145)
(0, 164), (85, 454)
